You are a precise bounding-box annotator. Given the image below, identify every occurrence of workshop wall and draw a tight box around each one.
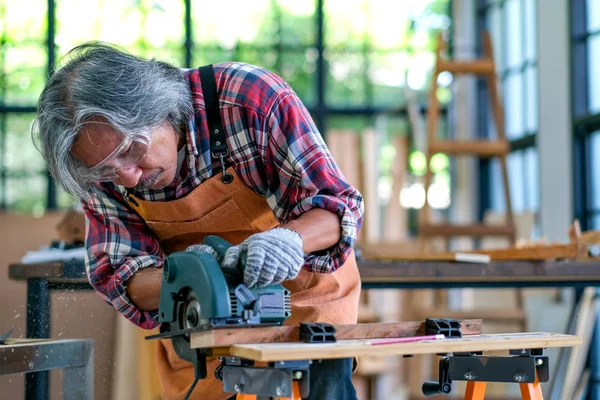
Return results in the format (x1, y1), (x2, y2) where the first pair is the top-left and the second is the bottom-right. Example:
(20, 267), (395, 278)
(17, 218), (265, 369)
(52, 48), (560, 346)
(0, 212), (116, 400)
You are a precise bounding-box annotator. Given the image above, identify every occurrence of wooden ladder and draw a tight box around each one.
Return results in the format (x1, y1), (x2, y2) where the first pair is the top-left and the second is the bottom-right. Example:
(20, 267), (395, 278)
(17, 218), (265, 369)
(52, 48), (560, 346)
(419, 30), (516, 248)
(414, 34), (527, 398)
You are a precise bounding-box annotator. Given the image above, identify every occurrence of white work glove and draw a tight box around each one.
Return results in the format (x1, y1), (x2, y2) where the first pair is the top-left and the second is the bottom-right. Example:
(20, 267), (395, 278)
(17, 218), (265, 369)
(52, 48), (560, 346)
(185, 243), (222, 262)
(222, 228), (304, 288)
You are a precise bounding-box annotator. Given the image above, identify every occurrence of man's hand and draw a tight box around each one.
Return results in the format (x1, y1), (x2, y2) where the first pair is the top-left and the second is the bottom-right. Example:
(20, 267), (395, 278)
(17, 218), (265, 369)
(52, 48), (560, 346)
(222, 228), (304, 288)
(186, 243), (222, 262)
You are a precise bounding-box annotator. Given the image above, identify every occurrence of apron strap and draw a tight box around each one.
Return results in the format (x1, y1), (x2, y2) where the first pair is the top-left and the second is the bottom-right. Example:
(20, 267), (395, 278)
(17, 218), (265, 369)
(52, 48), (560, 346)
(198, 64), (233, 184)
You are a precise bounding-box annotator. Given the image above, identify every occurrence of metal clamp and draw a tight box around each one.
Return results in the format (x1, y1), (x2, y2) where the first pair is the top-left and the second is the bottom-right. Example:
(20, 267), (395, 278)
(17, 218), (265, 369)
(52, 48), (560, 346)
(219, 358), (311, 398)
(422, 348), (550, 397)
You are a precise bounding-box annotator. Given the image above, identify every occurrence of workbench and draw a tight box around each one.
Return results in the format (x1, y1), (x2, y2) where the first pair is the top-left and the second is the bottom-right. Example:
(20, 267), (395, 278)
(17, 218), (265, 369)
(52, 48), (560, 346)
(357, 257), (600, 400)
(187, 331), (581, 399)
(0, 338), (94, 400)
(357, 257), (600, 289)
(8, 259), (89, 400)
(9, 257), (600, 399)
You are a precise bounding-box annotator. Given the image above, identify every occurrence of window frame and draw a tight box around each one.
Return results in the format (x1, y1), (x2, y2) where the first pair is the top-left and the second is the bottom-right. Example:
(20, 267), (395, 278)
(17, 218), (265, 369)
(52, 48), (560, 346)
(475, 0), (539, 220)
(570, 0), (600, 231)
(0, 0), (452, 213)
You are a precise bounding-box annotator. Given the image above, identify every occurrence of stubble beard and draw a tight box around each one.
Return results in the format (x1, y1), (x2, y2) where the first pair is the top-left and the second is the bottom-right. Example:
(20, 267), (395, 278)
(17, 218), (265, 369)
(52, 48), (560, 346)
(133, 171), (162, 192)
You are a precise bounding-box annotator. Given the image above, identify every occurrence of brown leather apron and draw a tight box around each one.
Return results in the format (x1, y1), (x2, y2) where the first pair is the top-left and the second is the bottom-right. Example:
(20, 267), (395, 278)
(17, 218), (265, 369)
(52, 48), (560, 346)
(127, 167), (361, 399)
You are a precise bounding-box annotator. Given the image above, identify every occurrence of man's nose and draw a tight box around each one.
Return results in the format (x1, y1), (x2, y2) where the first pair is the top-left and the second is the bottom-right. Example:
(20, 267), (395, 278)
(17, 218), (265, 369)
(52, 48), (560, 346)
(116, 167), (143, 188)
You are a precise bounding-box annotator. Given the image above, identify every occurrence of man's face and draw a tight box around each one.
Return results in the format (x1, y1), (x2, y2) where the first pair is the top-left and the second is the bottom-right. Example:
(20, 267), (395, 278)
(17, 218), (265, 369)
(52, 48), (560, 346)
(71, 117), (182, 191)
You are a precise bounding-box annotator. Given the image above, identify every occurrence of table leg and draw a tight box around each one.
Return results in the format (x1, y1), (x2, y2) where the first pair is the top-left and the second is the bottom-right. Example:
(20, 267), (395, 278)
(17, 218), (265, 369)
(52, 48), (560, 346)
(25, 278), (50, 400)
(235, 381), (302, 400)
(464, 381), (486, 400)
(62, 340), (94, 400)
(519, 374), (543, 400)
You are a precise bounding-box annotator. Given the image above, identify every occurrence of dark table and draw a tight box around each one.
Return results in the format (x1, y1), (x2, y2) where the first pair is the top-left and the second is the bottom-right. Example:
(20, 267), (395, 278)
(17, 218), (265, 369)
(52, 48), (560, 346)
(9, 259), (90, 400)
(357, 257), (600, 400)
(0, 338), (94, 400)
(357, 258), (600, 289)
(11, 257), (600, 400)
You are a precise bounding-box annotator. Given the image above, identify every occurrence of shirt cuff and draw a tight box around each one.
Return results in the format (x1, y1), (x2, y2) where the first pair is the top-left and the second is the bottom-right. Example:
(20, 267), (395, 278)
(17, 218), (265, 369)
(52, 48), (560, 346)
(88, 257), (162, 330)
(289, 195), (358, 273)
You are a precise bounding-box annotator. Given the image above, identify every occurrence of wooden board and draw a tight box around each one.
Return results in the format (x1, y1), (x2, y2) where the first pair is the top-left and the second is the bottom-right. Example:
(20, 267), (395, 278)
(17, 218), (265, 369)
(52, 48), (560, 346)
(190, 319), (483, 349)
(229, 332), (582, 362)
(363, 243), (581, 262)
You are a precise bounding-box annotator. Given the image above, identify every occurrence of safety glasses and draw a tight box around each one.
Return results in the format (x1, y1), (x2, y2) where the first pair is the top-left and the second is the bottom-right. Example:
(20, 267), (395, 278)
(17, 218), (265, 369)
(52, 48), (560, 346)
(79, 132), (151, 182)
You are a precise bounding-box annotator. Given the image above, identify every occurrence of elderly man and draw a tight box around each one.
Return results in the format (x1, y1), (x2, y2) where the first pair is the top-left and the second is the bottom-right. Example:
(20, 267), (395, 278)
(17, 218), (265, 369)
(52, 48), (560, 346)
(33, 42), (363, 399)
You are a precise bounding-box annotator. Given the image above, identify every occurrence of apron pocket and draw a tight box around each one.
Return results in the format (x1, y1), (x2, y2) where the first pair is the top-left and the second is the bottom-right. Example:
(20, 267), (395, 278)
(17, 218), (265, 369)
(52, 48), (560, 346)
(145, 198), (256, 241)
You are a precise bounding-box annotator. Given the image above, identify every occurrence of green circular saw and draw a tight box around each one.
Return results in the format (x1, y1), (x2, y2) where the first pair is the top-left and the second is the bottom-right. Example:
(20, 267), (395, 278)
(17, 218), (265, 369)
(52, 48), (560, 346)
(151, 235), (292, 365)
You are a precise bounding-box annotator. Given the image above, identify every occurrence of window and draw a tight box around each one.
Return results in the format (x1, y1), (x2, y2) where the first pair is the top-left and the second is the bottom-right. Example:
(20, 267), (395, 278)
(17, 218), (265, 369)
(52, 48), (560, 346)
(476, 0), (539, 228)
(572, 0), (600, 230)
(1, 0), (451, 218)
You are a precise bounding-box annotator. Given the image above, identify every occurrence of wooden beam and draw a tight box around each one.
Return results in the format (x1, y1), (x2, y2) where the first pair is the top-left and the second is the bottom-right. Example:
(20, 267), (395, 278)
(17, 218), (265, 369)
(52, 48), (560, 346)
(363, 243), (582, 262)
(190, 319), (483, 349)
(437, 59), (496, 75)
(429, 140), (509, 158)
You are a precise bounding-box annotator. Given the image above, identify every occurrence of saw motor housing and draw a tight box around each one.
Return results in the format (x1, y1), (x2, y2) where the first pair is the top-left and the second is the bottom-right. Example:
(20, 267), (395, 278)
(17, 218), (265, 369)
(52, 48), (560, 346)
(157, 236), (292, 336)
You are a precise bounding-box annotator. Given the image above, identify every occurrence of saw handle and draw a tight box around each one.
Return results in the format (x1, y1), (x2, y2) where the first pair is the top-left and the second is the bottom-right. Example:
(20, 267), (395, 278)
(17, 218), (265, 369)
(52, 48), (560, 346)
(203, 235), (247, 276)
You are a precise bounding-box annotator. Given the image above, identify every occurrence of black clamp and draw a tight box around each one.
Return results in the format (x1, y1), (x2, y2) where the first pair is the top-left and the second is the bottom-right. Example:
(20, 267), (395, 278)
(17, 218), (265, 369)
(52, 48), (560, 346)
(422, 348), (550, 397)
(422, 357), (452, 396)
(425, 318), (462, 338)
(299, 322), (337, 343)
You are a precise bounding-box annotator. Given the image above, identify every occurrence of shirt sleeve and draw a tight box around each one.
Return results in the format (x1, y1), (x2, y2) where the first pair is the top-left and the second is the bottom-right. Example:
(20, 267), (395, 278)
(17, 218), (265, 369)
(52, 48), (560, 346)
(81, 185), (164, 329)
(257, 89), (364, 273)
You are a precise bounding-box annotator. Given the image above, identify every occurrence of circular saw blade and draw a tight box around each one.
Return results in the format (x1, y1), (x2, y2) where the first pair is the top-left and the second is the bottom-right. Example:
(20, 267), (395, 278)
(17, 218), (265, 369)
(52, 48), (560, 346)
(182, 290), (202, 331)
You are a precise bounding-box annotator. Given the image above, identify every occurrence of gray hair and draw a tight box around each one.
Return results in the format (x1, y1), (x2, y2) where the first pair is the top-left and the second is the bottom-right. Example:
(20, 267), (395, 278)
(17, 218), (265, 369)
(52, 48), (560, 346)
(31, 41), (193, 198)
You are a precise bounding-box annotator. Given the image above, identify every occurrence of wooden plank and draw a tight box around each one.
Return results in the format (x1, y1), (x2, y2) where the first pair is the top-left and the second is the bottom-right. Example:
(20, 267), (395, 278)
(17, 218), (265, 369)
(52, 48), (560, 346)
(574, 369), (591, 400)
(363, 252), (487, 262)
(363, 243), (581, 262)
(419, 223), (515, 237)
(229, 332), (582, 362)
(437, 59), (495, 75)
(412, 308), (525, 322)
(190, 319), (483, 349)
(362, 127), (380, 243)
(560, 288), (598, 400)
(429, 140), (509, 157)
(358, 241), (419, 259)
(479, 243), (580, 261)
(382, 135), (409, 242)
(421, 34), (442, 228)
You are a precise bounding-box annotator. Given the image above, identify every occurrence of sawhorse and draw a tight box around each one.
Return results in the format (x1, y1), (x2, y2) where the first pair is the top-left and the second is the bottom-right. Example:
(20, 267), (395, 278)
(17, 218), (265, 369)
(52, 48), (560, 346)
(215, 333), (580, 400)
(421, 348), (547, 400)
(220, 348), (547, 399)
